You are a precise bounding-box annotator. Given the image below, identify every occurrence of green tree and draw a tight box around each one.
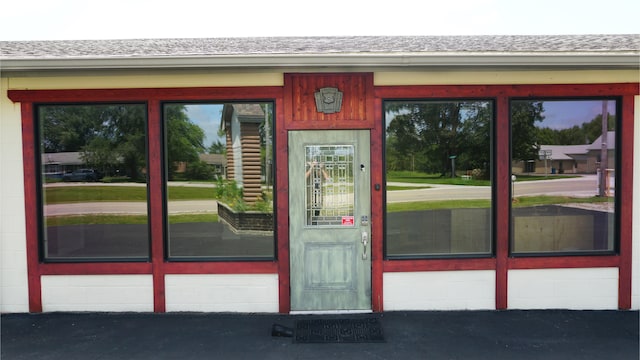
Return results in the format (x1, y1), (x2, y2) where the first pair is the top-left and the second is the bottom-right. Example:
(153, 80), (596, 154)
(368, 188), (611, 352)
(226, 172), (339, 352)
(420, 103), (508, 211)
(582, 113), (615, 143)
(40, 105), (102, 152)
(185, 160), (214, 180)
(208, 140), (226, 154)
(534, 112), (615, 146)
(165, 104), (206, 179)
(41, 104), (147, 179)
(511, 101), (545, 161)
(386, 101), (492, 177)
(457, 102), (493, 178)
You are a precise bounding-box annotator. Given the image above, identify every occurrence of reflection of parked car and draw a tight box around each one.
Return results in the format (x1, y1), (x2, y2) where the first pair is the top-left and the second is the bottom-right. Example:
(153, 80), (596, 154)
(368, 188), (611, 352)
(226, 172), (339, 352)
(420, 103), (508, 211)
(62, 169), (100, 182)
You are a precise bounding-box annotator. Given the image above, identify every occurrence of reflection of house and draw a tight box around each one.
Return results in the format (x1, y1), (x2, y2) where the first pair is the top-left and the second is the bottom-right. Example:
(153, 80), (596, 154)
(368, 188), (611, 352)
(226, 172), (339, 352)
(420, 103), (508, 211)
(221, 104), (264, 204)
(42, 152), (83, 178)
(174, 153), (227, 178)
(198, 153), (227, 177)
(513, 131), (615, 174)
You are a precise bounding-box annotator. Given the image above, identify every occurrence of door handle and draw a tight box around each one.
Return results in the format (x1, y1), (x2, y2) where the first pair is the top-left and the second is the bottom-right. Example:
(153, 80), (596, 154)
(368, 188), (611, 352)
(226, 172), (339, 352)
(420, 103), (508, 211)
(361, 231), (368, 260)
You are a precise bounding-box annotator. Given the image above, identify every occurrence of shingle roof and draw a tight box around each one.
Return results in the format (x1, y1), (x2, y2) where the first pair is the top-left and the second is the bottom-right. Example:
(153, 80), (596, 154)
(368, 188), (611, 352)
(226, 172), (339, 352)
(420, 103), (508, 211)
(1, 35), (638, 71)
(539, 145), (590, 160)
(587, 131), (616, 151)
(1, 35), (638, 59)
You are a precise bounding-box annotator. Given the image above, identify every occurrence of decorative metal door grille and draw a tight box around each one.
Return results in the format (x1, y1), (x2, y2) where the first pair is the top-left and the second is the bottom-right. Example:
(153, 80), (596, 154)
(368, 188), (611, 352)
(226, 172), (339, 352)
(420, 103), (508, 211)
(304, 145), (355, 226)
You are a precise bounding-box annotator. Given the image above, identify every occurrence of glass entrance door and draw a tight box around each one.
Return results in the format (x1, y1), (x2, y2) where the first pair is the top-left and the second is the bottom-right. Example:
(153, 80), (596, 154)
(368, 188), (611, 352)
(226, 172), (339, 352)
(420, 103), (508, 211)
(288, 130), (371, 312)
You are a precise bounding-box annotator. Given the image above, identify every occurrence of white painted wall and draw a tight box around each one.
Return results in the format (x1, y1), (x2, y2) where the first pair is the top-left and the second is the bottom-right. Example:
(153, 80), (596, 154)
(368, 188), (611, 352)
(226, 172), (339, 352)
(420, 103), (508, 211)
(165, 274), (279, 313)
(0, 78), (29, 312)
(6, 71), (284, 90)
(508, 268), (619, 310)
(384, 271), (495, 310)
(41, 275), (154, 312)
(374, 69), (639, 86)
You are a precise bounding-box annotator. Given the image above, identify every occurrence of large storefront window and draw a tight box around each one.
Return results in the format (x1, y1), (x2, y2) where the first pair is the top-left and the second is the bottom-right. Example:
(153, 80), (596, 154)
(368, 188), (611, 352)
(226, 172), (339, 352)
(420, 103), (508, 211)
(38, 104), (149, 260)
(164, 103), (275, 260)
(510, 99), (617, 254)
(384, 100), (493, 258)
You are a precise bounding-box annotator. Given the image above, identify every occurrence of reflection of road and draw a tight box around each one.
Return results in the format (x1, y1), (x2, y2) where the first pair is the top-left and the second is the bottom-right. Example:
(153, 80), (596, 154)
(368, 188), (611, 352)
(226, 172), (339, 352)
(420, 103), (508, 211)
(45, 176), (601, 215)
(45, 200), (218, 216)
(388, 175), (599, 203)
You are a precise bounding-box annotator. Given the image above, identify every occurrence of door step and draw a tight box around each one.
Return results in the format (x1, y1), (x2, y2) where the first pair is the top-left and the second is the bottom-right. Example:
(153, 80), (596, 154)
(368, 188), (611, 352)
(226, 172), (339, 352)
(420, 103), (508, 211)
(290, 309), (372, 315)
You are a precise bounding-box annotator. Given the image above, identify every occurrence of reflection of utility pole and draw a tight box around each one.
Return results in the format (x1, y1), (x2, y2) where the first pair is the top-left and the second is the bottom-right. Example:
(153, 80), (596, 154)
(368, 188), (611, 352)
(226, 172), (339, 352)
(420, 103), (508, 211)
(411, 153), (414, 174)
(263, 103), (271, 192)
(598, 100), (608, 197)
(539, 149), (551, 177)
(449, 155), (457, 178)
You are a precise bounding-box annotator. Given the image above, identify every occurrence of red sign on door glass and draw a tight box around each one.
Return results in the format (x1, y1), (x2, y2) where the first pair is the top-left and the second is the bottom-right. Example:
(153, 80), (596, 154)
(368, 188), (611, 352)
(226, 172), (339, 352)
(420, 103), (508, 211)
(342, 216), (354, 226)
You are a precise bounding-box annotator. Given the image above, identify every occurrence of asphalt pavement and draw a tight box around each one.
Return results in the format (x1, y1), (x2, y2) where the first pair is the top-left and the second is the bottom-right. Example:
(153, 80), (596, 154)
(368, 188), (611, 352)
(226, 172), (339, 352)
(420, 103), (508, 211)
(2, 310), (637, 360)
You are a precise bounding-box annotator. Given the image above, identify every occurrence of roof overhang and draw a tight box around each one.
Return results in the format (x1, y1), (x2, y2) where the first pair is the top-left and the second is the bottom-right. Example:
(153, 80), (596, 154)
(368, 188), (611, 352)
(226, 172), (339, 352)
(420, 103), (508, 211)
(1, 53), (638, 72)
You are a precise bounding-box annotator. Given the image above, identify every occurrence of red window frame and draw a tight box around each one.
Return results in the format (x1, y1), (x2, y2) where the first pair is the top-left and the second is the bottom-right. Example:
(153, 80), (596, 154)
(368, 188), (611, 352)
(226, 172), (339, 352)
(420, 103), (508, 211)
(373, 83), (636, 310)
(9, 87), (284, 312)
(8, 82), (636, 313)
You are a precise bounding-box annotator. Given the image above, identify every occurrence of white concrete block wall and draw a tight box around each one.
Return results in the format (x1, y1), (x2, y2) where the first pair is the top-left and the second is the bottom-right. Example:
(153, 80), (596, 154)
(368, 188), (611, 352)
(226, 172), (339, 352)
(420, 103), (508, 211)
(0, 79), (29, 313)
(383, 271), (495, 310)
(508, 268), (619, 310)
(165, 274), (279, 312)
(41, 275), (154, 312)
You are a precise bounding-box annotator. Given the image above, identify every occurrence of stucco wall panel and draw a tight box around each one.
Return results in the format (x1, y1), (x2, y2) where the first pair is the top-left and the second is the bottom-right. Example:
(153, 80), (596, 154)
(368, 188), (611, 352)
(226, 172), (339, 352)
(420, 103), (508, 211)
(383, 271), (495, 311)
(508, 268), (619, 310)
(0, 78), (29, 312)
(41, 275), (154, 312)
(165, 274), (279, 313)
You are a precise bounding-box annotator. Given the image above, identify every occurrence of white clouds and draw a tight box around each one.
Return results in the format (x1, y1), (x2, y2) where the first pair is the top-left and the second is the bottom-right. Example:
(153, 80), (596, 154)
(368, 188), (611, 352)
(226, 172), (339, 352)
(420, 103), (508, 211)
(0, 0), (637, 40)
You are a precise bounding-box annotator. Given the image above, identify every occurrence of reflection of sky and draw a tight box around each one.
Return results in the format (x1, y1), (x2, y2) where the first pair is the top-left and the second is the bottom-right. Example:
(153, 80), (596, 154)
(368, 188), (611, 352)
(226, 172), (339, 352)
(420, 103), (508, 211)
(184, 104), (224, 147)
(539, 100), (616, 130)
(186, 101), (615, 141)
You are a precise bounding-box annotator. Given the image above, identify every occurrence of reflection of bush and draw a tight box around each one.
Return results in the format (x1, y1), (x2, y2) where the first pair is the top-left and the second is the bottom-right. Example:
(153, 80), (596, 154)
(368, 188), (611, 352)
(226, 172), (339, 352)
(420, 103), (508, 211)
(101, 176), (132, 183)
(215, 179), (245, 211)
(253, 191), (273, 213)
(470, 168), (489, 180)
(215, 179), (272, 213)
(185, 160), (215, 181)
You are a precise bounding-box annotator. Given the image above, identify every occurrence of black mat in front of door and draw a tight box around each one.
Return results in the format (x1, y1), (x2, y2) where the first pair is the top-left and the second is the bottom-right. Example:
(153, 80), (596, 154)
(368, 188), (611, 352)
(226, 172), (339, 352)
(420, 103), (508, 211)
(294, 318), (384, 343)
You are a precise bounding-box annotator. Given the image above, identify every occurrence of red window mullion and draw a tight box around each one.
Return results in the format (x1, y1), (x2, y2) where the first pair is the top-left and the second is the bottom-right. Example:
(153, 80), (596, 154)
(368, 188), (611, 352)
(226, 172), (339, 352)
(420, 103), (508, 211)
(618, 94), (635, 309)
(494, 96), (511, 310)
(21, 102), (43, 312)
(147, 99), (166, 312)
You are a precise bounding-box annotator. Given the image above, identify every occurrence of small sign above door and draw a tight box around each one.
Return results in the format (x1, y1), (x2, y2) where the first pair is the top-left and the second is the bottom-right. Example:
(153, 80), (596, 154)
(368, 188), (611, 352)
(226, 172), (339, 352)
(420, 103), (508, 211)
(314, 87), (343, 114)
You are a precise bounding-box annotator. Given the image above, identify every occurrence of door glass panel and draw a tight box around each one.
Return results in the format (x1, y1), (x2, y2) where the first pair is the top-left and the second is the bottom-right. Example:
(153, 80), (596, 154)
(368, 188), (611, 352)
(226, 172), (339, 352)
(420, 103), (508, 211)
(305, 145), (355, 227)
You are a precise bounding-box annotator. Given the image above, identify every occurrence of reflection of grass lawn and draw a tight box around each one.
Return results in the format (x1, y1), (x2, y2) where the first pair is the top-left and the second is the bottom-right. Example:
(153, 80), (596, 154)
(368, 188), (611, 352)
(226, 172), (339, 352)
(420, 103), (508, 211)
(46, 213), (218, 226)
(512, 174), (580, 182)
(512, 196), (610, 207)
(387, 185), (432, 191)
(388, 199), (491, 212)
(387, 170), (578, 186)
(45, 186), (215, 204)
(387, 171), (490, 186)
(388, 196), (609, 212)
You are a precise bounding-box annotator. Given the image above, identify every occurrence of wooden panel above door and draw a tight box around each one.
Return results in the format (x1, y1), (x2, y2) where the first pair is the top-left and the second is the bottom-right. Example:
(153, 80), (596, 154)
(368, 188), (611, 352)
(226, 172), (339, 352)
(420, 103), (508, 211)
(284, 73), (374, 130)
